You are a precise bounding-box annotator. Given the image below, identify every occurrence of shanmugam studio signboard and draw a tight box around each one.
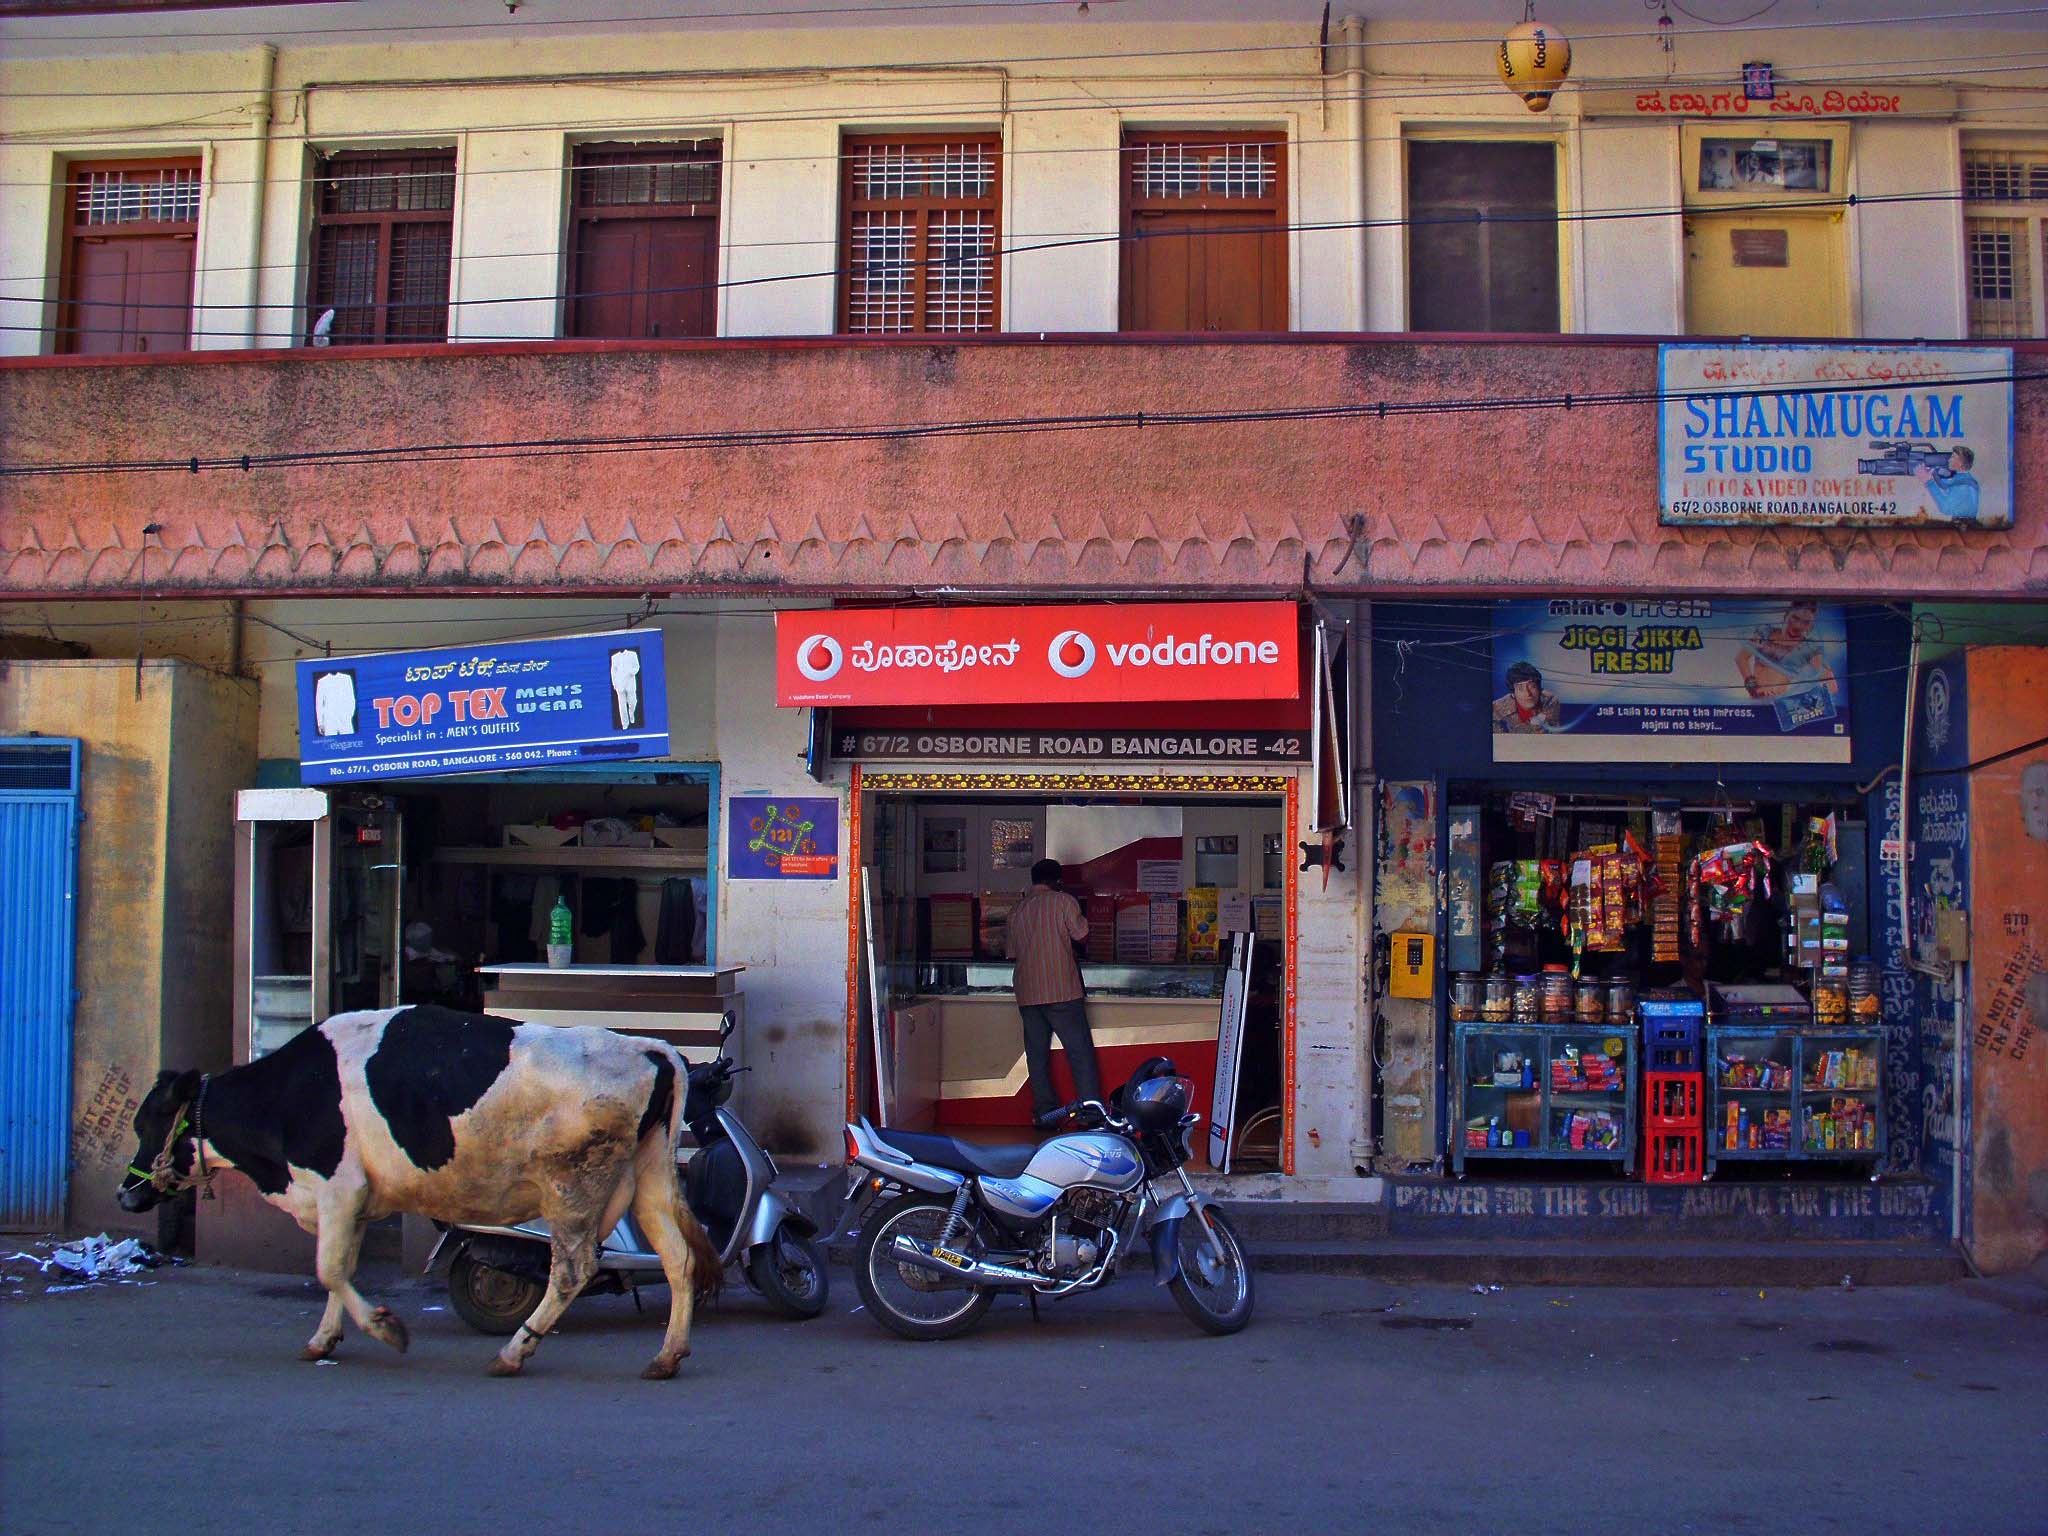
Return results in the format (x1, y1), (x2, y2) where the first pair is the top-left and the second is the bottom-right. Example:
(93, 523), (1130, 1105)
(1659, 343), (2013, 529)
(297, 629), (669, 783)
(1491, 599), (1850, 764)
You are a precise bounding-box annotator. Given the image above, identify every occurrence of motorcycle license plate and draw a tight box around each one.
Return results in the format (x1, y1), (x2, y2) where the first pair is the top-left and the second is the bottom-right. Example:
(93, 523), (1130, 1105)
(932, 1246), (973, 1270)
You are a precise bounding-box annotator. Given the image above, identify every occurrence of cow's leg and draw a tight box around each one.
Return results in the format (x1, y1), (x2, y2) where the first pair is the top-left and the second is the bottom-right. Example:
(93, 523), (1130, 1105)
(631, 1163), (699, 1380)
(310, 1203), (409, 1358)
(487, 1225), (599, 1378)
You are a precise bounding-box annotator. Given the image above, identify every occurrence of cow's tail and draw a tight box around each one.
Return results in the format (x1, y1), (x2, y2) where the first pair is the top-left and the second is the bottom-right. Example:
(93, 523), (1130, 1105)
(661, 1046), (724, 1299)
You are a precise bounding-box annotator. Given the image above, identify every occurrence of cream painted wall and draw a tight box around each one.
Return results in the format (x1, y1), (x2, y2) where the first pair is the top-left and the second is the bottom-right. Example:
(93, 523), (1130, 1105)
(34, 16), (2030, 350)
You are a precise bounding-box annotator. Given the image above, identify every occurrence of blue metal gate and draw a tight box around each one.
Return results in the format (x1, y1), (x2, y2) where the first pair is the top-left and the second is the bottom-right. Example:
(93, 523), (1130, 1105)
(0, 739), (80, 1228)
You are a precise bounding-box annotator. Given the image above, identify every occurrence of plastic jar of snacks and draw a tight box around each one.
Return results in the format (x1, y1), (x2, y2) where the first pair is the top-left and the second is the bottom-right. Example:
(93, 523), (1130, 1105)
(1539, 965), (1574, 1021)
(1574, 981), (1606, 1024)
(1450, 973), (1482, 1023)
(1481, 974), (1514, 1022)
(1512, 973), (1540, 1023)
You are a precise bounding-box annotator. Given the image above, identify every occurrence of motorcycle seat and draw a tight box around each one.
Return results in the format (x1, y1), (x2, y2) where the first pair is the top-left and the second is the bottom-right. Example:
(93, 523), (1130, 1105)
(874, 1127), (1037, 1180)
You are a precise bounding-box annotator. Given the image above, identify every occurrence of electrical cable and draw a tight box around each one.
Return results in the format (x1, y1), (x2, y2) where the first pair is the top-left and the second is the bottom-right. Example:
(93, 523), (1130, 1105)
(2, 362), (2037, 478)
(6, 1), (2044, 55)
(2, 185), (2015, 337)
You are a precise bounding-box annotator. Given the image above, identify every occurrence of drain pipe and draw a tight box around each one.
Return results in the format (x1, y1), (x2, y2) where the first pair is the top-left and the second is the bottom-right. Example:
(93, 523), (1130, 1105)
(1337, 14), (1368, 330)
(1897, 630), (1967, 1248)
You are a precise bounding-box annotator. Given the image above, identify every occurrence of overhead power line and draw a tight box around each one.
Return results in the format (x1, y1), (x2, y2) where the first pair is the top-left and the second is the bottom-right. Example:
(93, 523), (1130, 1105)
(0, 186), (2001, 338)
(5, 1), (2045, 52)
(3, 365), (2036, 480)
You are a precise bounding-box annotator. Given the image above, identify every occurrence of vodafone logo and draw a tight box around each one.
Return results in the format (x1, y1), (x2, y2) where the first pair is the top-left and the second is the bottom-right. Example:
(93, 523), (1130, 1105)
(1047, 629), (1097, 679)
(795, 634), (844, 682)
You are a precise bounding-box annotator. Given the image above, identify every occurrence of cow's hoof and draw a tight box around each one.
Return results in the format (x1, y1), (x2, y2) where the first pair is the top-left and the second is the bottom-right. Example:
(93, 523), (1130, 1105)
(299, 1340), (339, 1362)
(487, 1355), (524, 1378)
(368, 1306), (410, 1354)
(641, 1357), (680, 1381)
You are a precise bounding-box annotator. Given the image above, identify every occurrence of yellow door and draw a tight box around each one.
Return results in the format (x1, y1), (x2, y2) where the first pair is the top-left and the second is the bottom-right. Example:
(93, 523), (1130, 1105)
(1685, 212), (1844, 337)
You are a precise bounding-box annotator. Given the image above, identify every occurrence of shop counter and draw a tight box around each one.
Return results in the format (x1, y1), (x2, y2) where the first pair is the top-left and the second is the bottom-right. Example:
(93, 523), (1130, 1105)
(479, 962), (743, 1058)
(905, 988), (1222, 1141)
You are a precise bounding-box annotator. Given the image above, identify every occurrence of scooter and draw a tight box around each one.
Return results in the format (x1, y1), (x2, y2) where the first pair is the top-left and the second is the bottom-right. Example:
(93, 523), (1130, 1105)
(432, 1016), (828, 1331)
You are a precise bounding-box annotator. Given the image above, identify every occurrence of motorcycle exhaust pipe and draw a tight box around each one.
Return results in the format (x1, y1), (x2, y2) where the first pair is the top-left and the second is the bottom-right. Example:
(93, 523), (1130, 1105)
(887, 1234), (1044, 1288)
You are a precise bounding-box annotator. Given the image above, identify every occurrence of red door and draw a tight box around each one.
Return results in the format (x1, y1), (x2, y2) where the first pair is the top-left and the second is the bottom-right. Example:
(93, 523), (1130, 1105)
(68, 236), (196, 354)
(570, 215), (715, 339)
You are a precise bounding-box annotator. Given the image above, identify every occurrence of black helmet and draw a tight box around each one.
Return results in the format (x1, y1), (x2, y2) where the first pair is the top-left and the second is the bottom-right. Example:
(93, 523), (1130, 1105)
(1123, 1072), (1193, 1135)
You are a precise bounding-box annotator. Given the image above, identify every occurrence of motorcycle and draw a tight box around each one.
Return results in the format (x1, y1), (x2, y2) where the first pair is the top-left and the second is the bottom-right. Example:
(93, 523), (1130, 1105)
(433, 1016), (828, 1332)
(840, 1056), (1253, 1341)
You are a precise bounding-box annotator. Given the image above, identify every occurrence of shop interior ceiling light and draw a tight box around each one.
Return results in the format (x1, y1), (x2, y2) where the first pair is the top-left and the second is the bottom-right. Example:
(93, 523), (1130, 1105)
(1497, 10), (1572, 112)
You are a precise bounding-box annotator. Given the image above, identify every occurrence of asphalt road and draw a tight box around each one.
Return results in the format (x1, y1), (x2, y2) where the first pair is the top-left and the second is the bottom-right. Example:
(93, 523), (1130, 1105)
(3, 1254), (2043, 1535)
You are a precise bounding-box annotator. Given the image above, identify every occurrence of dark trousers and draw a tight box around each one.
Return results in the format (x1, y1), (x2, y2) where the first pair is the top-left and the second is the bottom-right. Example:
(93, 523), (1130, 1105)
(1018, 998), (1102, 1119)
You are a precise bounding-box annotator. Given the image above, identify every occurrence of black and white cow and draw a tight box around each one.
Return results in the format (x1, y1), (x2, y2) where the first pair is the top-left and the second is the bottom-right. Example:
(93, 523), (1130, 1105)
(119, 1004), (721, 1378)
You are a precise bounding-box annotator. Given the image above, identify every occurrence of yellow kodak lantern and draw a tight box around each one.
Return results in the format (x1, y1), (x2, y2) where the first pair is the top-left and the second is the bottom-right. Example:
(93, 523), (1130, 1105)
(1497, 19), (1572, 112)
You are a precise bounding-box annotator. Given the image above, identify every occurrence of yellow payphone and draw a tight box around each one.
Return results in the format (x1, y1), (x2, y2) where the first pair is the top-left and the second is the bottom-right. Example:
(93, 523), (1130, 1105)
(1389, 930), (1437, 999)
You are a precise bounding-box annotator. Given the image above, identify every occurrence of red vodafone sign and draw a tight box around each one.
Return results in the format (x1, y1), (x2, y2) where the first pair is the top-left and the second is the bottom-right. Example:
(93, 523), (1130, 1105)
(775, 603), (1299, 707)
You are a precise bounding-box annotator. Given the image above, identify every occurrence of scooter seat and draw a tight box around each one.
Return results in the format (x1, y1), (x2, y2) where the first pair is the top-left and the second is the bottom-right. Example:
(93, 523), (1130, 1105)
(874, 1127), (1037, 1180)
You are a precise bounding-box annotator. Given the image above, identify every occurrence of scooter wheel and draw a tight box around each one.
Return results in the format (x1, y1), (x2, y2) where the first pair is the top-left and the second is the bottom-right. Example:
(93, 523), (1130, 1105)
(746, 1220), (829, 1319)
(448, 1252), (546, 1336)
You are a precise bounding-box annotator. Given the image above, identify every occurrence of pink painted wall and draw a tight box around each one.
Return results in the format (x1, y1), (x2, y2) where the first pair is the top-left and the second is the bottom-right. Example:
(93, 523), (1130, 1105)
(4, 336), (2044, 600)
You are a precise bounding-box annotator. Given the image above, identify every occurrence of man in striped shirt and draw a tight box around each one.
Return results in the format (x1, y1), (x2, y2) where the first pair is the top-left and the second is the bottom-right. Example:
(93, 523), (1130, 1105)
(1005, 858), (1103, 1123)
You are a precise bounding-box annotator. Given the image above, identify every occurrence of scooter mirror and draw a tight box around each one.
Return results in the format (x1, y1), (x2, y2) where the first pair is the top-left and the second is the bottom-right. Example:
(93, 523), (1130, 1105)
(719, 1011), (736, 1042)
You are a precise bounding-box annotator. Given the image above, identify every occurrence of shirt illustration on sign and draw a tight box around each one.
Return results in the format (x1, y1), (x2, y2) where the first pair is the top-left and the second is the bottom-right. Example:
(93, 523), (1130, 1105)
(609, 646), (645, 730)
(313, 669), (358, 738)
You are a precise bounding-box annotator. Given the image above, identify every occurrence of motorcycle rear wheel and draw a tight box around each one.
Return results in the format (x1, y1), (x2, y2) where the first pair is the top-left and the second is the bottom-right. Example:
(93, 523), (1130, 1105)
(1167, 1206), (1254, 1335)
(853, 1193), (994, 1342)
(447, 1252), (546, 1336)
(747, 1220), (830, 1320)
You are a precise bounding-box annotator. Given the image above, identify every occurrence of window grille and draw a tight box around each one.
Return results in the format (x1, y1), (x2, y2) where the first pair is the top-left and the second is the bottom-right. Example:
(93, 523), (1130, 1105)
(307, 151), (456, 345)
(841, 136), (999, 335)
(1963, 146), (2048, 338)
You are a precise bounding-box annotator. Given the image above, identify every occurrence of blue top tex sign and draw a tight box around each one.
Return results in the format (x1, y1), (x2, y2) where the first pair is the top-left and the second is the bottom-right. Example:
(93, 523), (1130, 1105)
(296, 629), (670, 784)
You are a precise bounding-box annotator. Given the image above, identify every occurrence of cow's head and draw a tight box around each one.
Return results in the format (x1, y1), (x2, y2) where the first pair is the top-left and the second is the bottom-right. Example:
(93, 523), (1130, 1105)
(117, 1069), (202, 1213)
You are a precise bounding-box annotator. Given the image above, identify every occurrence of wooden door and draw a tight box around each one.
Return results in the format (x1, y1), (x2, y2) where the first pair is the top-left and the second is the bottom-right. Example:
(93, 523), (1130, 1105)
(68, 234), (195, 353)
(1122, 211), (1286, 331)
(1685, 213), (1845, 337)
(1120, 133), (1287, 333)
(570, 215), (716, 338)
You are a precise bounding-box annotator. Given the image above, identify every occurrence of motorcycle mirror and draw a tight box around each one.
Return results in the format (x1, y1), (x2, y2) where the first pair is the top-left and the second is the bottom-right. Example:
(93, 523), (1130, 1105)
(719, 1011), (736, 1042)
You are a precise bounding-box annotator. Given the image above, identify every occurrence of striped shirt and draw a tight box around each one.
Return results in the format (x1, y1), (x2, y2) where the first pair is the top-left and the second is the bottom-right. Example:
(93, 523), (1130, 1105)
(1005, 887), (1088, 1006)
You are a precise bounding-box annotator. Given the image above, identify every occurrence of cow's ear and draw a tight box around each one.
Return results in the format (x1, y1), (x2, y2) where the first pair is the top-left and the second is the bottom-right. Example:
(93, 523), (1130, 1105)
(162, 1069), (202, 1102)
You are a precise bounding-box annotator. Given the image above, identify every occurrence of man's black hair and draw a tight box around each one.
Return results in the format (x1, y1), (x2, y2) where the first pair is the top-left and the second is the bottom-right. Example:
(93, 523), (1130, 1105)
(1506, 661), (1543, 690)
(1030, 858), (1064, 888)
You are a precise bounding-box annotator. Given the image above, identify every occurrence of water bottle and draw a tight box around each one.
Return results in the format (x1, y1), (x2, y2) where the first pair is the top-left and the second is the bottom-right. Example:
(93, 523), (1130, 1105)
(547, 895), (573, 968)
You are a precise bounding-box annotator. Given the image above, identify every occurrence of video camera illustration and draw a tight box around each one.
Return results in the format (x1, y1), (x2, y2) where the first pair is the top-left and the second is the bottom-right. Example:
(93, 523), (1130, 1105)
(1856, 441), (1957, 480)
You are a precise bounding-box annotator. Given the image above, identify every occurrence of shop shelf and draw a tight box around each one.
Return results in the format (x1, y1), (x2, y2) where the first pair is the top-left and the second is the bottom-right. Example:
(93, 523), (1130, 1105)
(1704, 1023), (1886, 1177)
(1452, 1021), (1636, 1175)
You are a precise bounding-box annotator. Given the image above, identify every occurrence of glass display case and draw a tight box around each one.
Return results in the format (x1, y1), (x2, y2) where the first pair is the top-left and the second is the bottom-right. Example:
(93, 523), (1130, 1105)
(915, 961), (1227, 1000)
(1453, 1022), (1638, 1174)
(1706, 1024), (1885, 1175)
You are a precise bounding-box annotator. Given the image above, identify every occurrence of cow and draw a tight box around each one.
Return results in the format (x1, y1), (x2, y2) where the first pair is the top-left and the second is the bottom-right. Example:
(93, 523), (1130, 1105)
(118, 1003), (722, 1378)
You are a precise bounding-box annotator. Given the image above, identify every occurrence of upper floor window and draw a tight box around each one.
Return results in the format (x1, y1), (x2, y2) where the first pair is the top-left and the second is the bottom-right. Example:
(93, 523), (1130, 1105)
(1406, 140), (1559, 333)
(307, 151), (456, 346)
(840, 136), (999, 334)
(57, 159), (200, 355)
(1120, 132), (1287, 332)
(567, 142), (721, 339)
(1964, 145), (2048, 339)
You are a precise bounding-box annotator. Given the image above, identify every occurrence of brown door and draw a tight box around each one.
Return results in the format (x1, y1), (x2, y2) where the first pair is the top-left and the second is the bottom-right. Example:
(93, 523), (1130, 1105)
(572, 216), (716, 338)
(59, 161), (201, 354)
(1122, 211), (1285, 331)
(568, 144), (721, 339)
(1119, 133), (1287, 333)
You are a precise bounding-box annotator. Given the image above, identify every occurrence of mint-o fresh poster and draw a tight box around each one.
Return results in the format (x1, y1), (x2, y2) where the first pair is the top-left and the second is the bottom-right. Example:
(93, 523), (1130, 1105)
(1491, 599), (1850, 764)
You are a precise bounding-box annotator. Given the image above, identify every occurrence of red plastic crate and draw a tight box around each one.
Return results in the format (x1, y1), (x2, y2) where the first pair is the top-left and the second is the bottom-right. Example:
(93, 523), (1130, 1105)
(1644, 1071), (1704, 1129)
(1642, 1126), (1704, 1184)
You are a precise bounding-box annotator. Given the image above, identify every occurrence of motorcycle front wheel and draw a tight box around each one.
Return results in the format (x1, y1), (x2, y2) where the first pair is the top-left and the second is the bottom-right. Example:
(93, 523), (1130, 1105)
(447, 1251), (546, 1336)
(747, 1220), (830, 1320)
(853, 1193), (994, 1342)
(1167, 1206), (1255, 1335)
